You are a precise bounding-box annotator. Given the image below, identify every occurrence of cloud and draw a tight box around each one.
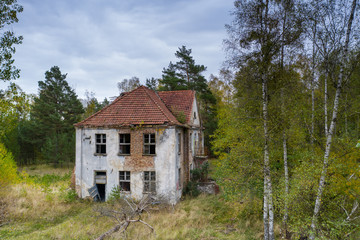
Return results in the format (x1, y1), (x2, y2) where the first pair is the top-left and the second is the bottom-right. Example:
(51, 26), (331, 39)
(6, 0), (234, 100)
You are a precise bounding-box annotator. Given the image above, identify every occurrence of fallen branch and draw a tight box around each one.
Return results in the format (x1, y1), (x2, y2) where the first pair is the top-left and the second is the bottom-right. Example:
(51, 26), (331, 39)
(94, 195), (166, 240)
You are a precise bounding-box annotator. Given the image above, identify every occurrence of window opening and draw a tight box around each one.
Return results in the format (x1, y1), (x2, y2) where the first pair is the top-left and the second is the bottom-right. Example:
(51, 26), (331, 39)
(119, 171), (131, 192)
(143, 133), (156, 155)
(144, 171), (156, 193)
(96, 134), (106, 154)
(119, 134), (131, 154)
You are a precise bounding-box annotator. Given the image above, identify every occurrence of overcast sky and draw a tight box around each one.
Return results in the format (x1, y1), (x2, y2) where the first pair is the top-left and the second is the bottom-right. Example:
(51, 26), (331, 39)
(2, 0), (234, 100)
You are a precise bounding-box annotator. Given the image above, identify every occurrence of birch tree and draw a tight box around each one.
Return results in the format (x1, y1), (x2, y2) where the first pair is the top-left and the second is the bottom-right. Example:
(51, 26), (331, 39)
(309, 0), (359, 238)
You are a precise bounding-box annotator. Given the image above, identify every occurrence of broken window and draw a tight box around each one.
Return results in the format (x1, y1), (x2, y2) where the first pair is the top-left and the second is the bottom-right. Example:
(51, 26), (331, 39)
(119, 171), (131, 192)
(96, 134), (106, 154)
(143, 133), (156, 155)
(119, 134), (131, 155)
(177, 132), (181, 154)
(143, 171), (156, 193)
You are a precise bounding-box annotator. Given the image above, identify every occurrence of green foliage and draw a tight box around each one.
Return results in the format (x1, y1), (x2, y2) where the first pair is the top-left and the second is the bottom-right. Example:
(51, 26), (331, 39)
(160, 46), (217, 152)
(191, 161), (209, 182)
(183, 181), (200, 197)
(170, 106), (187, 124)
(108, 186), (121, 202)
(183, 162), (210, 197)
(61, 188), (78, 203)
(0, 142), (18, 188)
(0, 83), (32, 164)
(25, 66), (84, 165)
(145, 77), (159, 90)
(0, 0), (23, 81)
(28, 172), (71, 187)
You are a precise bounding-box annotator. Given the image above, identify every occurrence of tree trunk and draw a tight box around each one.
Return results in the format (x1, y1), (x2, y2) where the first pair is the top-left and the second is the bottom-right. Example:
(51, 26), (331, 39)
(309, 1), (357, 238)
(324, 72), (328, 136)
(262, 74), (274, 240)
(282, 129), (289, 237)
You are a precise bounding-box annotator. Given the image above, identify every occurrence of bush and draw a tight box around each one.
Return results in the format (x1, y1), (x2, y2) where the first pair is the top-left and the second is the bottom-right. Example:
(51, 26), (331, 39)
(0, 142), (18, 188)
(183, 181), (200, 197)
(108, 186), (121, 202)
(191, 161), (209, 182)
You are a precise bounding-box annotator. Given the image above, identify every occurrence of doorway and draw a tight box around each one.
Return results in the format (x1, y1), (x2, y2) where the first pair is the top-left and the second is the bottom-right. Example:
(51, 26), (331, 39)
(94, 171), (107, 201)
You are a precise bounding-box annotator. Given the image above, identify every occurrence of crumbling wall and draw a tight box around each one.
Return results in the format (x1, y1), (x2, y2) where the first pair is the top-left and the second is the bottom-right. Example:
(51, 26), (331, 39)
(75, 126), (178, 203)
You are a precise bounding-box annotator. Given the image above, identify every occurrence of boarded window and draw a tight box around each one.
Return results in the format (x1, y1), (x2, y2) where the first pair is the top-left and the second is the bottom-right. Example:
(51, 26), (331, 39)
(143, 133), (156, 155)
(144, 171), (156, 193)
(119, 171), (131, 192)
(119, 134), (131, 155)
(96, 134), (106, 154)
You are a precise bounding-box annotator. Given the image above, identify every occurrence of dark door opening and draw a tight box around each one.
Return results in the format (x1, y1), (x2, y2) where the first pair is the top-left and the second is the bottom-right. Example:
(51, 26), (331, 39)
(96, 183), (106, 201)
(95, 171), (107, 201)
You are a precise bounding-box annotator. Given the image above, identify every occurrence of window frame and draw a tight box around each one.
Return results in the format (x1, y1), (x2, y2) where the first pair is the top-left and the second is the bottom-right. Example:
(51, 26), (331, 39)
(119, 133), (131, 155)
(95, 134), (106, 155)
(143, 133), (156, 155)
(143, 171), (156, 193)
(119, 171), (131, 192)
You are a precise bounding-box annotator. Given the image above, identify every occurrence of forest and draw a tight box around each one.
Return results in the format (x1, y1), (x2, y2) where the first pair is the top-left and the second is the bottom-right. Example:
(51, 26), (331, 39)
(1, 0), (360, 239)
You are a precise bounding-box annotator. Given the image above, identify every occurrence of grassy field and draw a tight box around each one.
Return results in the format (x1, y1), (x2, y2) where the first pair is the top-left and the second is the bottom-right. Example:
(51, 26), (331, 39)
(0, 165), (263, 240)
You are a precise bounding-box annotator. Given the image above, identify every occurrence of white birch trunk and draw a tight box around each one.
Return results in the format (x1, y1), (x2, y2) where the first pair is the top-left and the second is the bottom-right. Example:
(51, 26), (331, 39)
(262, 75), (274, 240)
(309, 1), (357, 238)
(283, 130), (289, 234)
(311, 23), (316, 147)
(264, 176), (269, 240)
(324, 73), (328, 136)
(280, 89), (289, 239)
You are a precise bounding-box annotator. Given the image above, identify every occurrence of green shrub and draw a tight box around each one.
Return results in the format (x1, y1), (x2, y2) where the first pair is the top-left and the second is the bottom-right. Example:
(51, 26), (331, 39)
(0, 142), (18, 188)
(183, 181), (200, 197)
(108, 186), (121, 202)
(62, 189), (78, 203)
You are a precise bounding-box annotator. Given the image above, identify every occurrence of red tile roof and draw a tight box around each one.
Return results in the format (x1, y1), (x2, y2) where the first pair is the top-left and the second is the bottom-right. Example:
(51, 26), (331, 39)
(158, 90), (195, 123)
(75, 86), (195, 127)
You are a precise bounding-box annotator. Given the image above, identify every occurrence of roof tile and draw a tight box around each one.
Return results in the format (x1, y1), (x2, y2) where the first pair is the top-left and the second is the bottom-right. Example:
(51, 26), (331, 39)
(75, 86), (195, 127)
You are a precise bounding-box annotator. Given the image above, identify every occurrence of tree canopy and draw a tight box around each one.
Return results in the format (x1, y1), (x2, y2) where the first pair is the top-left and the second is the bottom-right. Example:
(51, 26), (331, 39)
(28, 66), (84, 166)
(0, 0), (23, 81)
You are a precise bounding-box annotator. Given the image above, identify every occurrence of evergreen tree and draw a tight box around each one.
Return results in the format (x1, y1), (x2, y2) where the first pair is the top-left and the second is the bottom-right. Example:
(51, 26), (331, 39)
(30, 66), (83, 166)
(145, 77), (159, 90)
(159, 62), (187, 91)
(160, 46), (217, 153)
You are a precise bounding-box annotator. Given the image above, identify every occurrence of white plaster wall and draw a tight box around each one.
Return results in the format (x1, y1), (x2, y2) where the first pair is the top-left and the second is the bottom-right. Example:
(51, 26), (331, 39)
(75, 127), (179, 203)
(190, 98), (200, 127)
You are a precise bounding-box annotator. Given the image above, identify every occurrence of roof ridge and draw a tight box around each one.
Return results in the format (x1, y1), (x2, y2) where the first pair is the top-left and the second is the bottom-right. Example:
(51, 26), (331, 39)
(142, 87), (179, 124)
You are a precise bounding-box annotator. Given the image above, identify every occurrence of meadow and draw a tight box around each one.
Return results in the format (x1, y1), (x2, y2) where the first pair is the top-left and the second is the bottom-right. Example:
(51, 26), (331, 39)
(0, 165), (263, 240)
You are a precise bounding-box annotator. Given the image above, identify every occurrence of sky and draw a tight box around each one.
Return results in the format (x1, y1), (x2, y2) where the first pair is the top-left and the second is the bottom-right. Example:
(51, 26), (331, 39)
(2, 0), (234, 100)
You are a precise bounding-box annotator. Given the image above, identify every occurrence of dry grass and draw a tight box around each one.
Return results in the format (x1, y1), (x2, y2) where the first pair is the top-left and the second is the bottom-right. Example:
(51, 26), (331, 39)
(0, 164), (264, 240)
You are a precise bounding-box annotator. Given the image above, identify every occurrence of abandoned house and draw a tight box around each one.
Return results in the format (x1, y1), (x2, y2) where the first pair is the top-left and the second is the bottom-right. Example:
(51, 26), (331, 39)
(74, 86), (204, 203)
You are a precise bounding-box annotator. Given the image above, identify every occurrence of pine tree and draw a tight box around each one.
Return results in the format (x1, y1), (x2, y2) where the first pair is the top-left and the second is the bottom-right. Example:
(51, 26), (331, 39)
(160, 46), (217, 153)
(30, 66), (83, 166)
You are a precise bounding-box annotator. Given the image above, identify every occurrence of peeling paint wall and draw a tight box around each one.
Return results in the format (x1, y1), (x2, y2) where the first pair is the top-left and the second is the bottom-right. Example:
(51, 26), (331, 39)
(75, 126), (180, 203)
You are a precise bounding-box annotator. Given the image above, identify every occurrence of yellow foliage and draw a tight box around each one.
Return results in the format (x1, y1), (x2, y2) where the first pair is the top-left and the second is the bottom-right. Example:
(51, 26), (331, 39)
(0, 142), (18, 187)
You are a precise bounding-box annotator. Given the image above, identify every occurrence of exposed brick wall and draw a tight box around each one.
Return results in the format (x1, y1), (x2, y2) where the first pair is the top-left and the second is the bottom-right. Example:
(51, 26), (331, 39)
(117, 127), (163, 172)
